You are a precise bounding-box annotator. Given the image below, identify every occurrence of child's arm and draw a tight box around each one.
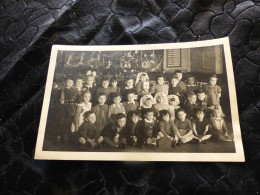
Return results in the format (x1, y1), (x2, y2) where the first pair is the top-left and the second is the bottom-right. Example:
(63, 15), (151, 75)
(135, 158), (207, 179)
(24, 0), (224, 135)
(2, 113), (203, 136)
(158, 122), (169, 137)
(222, 119), (229, 136)
(203, 124), (210, 136)
(192, 123), (198, 136)
(73, 105), (83, 132)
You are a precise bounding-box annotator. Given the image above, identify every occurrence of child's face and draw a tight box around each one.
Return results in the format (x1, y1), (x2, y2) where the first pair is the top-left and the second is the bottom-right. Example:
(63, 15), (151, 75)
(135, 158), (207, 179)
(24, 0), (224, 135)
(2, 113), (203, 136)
(92, 71), (97, 76)
(177, 111), (186, 121)
(131, 115), (139, 124)
(76, 79), (83, 87)
(127, 93), (135, 102)
(157, 95), (165, 103)
(188, 95), (197, 103)
(111, 81), (117, 87)
(98, 95), (106, 104)
(126, 79), (134, 88)
(196, 111), (204, 121)
(188, 77), (195, 85)
(175, 73), (182, 80)
(140, 75), (147, 82)
(66, 80), (74, 88)
(157, 77), (164, 85)
(113, 96), (121, 105)
(213, 109), (221, 118)
(86, 77), (94, 86)
(145, 112), (154, 121)
(117, 117), (126, 128)
(144, 99), (152, 107)
(209, 77), (217, 86)
(86, 70), (92, 75)
(87, 113), (96, 124)
(197, 93), (206, 101)
(102, 80), (109, 88)
(83, 93), (91, 102)
(162, 114), (170, 123)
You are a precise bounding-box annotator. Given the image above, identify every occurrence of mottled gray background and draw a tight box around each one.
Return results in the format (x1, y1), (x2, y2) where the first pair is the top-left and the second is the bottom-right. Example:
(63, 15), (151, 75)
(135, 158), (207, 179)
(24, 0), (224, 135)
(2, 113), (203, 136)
(0, 0), (260, 194)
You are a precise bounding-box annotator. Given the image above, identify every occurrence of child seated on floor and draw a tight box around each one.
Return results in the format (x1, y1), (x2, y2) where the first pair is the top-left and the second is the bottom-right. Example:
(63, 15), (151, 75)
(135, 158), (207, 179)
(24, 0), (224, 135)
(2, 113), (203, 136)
(209, 105), (233, 142)
(192, 109), (212, 143)
(157, 110), (178, 148)
(183, 92), (198, 119)
(125, 111), (140, 146)
(186, 75), (199, 94)
(92, 93), (109, 133)
(122, 77), (135, 101)
(136, 108), (158, 149)
(108, 93), (126, 122)
(101, 113), (127, 148)
(78, 111), (103, 149)
(174, 109), (201, 144)
(154, 92), (169, 117)
(123, 90), (139, 114)
(151, 75), (169, 95)
(72, 91), (92, 132)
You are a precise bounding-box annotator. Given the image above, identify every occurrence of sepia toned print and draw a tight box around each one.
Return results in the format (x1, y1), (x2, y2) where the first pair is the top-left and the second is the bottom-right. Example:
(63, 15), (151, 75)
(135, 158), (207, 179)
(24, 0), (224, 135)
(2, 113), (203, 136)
(35, 37), (244, 161)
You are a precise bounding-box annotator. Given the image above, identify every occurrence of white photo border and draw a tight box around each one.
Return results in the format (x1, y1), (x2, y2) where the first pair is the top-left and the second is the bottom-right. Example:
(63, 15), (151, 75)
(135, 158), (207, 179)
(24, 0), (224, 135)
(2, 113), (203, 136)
(34, 37), (245, 162)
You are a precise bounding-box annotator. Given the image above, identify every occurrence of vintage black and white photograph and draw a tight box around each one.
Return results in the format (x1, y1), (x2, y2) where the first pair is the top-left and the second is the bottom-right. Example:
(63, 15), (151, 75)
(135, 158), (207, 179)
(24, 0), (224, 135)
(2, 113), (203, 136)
(35, 37), (244, 161)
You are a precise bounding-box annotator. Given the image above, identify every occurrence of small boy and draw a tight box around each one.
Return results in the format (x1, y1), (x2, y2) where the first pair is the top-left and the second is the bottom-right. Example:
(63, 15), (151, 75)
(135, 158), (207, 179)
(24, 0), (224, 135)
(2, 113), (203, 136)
(92, 93), (109, 132)
(136, 108), (158, 149)
(197, 89), (208, 110)
(123, 90), (139, 114)
(101, 113), (127, 148)
(183, 92), (198, 119)
(173, 70), (187, 92)
(110, 76), (120, 93)
(96, 77), (112, 99)
(174, 109), (200, 144)
(204, 74), (222, 106)
(78, 111), (103, 149)
(192, 109), (212, 143)
(59, 77), (78, 143)
(83, 75), (96, 95)
(108, 93), (126, 122)
(122, 77), (135, 101)
(125, 111), (140, 146)
(186, 75), (199, 94)
(151, 75), (169, 95)
(169, 77), (182, 96)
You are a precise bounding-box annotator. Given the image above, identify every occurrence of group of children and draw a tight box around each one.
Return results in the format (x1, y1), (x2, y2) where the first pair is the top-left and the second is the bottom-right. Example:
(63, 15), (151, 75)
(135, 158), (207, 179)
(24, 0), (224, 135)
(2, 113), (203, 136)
(50, 70), (233, 150)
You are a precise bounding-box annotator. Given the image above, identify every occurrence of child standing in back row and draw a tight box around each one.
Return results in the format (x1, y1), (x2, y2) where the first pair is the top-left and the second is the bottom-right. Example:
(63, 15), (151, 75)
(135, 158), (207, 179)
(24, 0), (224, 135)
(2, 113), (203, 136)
(204, 74), (222, 106)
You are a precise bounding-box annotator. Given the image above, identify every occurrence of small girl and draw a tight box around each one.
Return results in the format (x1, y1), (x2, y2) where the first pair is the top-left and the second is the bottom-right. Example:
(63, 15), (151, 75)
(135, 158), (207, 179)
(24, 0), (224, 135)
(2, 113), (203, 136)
(151, 75), (169, 95)
(174, 109), (201, 144)
(123, 90), (139, 114)
(192, 109), (212, 143)
(125, 111), (140, 146)
(186, 75), (199, 94)
(167, 94), (180, 121)
(136, 72), (150, 96)
(96, 77), (112, 99)
(92, 93), (109, 132)
(108, 93), (126, 122)
(209, 105), (233, 142)
(154, 92), (169, 117)
(74, 77), (84, 103)
(204, 74), (222, 106)
(157, 110), (178, 148)
(72, 91), (92, 132)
